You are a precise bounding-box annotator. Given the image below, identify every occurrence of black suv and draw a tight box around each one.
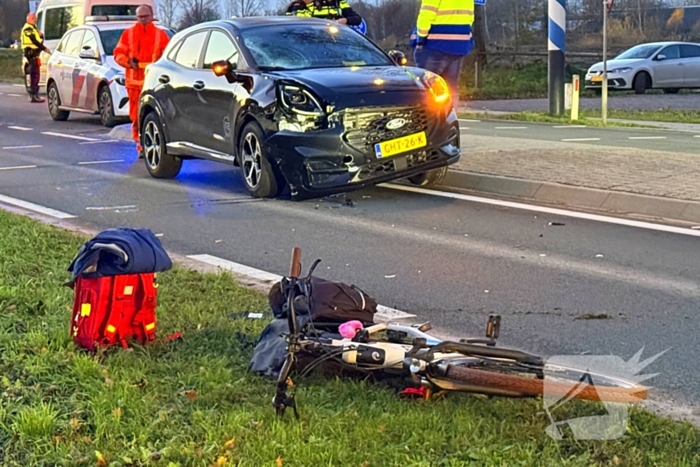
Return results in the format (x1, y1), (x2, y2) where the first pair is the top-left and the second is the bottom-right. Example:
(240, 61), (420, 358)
(138, 16), (461, 200)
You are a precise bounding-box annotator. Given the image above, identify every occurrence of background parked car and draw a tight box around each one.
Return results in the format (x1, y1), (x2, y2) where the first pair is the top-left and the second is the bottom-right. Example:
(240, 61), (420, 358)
(137, 17), (461, 200)
(585, 41), (700, 94)
(45, 16), (174, 127)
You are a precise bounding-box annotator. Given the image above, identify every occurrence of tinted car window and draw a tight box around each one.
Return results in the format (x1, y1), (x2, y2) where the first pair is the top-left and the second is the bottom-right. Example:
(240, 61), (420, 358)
(98, 28), (126, 56)
(64, 30), (85, 56)
(173, 31), (208, 69)
(44, 6), (84, 41)
(239, 23), (392, 70)
(91, 5), (139, 15)
(680, 44), (700, 58)
(203, 30), (239, 69)
(659, 45), (680, 60)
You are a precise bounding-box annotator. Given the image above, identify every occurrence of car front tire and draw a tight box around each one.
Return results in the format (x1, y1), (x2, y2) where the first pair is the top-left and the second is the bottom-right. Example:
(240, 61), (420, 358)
(47, 81), (69, 121)
(633, 72), (650, 94)
(98, 85), (117, 127)
(237, 121), (285, 198)
(141, 111), (182, 179)
(408, 166), (448, 187)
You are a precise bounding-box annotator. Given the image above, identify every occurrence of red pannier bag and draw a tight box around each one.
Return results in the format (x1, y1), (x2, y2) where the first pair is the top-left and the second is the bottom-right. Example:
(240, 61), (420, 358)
(70, 272), (158, 351)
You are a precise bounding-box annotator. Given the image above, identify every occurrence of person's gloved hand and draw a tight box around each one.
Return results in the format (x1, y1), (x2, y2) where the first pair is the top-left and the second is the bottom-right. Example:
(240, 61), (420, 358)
(128, 57), (139, 69)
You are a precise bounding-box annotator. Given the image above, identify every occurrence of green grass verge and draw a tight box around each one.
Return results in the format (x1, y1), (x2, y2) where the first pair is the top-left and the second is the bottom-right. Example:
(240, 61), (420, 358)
(1, 208), (699, 466)
(458, 110), (657, 129)
(0, 49), (25, 84)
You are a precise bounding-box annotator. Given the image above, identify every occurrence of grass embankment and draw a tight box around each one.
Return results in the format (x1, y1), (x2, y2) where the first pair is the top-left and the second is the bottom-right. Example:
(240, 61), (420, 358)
(0, 49), (24, 84)
(459, 61), (593, 101)
(1, 208), (699, 466)
(459, 110), (657, 129)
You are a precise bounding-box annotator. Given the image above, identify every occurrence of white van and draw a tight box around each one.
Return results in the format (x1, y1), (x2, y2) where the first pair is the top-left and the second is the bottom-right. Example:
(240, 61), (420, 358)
(33, 0), (156, 86)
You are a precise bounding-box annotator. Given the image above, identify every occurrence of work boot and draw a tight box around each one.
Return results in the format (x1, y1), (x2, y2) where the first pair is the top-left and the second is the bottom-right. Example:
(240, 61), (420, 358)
(30, 94), (45, 103)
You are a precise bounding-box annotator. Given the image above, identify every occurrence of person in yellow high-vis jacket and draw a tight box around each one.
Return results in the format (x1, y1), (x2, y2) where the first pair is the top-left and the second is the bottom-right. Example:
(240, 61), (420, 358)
(285, 0), (362, 27)
(21, 12), (51, 103)
(410, 0), (474, 103)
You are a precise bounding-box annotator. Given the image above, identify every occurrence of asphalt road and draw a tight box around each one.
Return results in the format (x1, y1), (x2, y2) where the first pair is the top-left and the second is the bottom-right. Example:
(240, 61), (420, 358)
(1, 83), (699, 415)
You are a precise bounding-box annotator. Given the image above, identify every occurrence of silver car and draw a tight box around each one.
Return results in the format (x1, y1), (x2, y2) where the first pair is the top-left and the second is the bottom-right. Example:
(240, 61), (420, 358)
(585, 41), (700, 94)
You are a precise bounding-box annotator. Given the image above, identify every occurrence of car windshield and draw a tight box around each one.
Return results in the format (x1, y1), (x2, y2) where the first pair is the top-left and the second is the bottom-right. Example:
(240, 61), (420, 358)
(239, 23), (392, 70)
(615, 44), (661, 59)
(98, 27), (174, 56)
(99, 28), (126, 56)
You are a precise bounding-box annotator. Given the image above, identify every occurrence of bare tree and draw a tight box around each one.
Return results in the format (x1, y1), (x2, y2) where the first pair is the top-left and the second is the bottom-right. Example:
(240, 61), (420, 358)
(156, 0), (179, 28)
(177, 0), (220, 29)
(225, 0), (265, 17)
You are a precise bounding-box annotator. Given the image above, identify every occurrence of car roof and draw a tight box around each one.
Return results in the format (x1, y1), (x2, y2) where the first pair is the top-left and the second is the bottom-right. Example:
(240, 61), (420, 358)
(191, 15), (344, 32)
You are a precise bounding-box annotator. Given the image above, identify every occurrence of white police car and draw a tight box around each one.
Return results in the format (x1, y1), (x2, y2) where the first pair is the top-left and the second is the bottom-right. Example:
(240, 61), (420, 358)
(45, 15), (173, 127)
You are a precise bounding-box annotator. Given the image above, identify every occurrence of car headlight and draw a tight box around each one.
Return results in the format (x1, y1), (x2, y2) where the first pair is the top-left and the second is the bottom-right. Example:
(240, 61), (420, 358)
(610, 67), (632, 73)
(422, 71), (451, 104)
(279, 84), (324, 117)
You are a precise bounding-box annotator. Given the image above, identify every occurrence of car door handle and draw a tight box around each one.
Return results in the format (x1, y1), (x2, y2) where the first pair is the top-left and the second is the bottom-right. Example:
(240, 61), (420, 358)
(158, 74), (170, 84)
(193, 80), (205, 90)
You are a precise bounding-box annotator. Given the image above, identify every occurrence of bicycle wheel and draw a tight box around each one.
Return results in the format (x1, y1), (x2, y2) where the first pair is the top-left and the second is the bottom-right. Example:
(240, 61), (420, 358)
(441, 361), (647, 403)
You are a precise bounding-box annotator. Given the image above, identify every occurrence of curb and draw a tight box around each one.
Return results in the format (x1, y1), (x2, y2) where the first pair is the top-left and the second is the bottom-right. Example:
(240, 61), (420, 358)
(108, 123), (132, 141)
(438, 170), (700, 225)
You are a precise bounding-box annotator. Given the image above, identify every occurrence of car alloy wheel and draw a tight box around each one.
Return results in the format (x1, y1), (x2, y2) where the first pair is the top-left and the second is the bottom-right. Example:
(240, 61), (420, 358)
(242, 132), (263, 189)
(47, 82), (69, 121)
(143, 120), (162, 170)
(99, 87), (115, 127)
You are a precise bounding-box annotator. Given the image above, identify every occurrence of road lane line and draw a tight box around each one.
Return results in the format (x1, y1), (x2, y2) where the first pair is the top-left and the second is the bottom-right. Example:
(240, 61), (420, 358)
(78, 159), (125, 165)
(554, 125), (587, 128)
(0, 194), (76, 219)
(628, 136), (667, 140)
(186, 254), (417, 320)
(12, 84), (24, 87)
(693, 135), (700, 138)
(381, 183), (700, 238)
(85, 205), (137, 211)
(458, 118), (481, 123)
(2, 145), (42, 149)
(78, 139), (120, 145)
(41, 132), (100, 142)
(0, 165), (37, 171)
(8, 93), (22, 97)
(494, 126), (527, 130)
(561, 138), (601, 142)
(8, 126), (32, 131)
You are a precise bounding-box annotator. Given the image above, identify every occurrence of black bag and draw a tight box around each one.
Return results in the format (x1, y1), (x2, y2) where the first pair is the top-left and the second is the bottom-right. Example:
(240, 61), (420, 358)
(268, 276), (377, 325)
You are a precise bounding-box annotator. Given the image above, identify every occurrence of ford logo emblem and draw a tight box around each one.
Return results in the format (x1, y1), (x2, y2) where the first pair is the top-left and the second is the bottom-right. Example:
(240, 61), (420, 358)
(386, 118), (406, 130)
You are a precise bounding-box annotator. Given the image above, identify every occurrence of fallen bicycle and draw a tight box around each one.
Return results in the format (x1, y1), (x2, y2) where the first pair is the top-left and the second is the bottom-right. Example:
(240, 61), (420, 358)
(249, 247), (649, 418)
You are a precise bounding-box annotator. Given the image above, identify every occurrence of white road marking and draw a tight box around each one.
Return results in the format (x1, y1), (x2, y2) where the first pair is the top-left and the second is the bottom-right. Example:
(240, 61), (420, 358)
(494, 126), (528, 130)
(78, 139), (121, 145)
(78, 159), (125, 165)
(628, 136), (667, 140)
(85, 205), (137, 210)
(561, 138), (601, 142)
(41, 132), (100, 142)
(382, 184), (700, 238)
(0, 194), (76, 219)
(186, 254), (417, 320)
(12, 84), (24, 87)
(8, 126), (32, 131)
(554, 125), (587, 128)
(2, 145), (42, 150)
(8, 93), (22, 97)
(693, 135), (700, 138)
(458, 118), (481, 123)
(0, 165), (37, 171)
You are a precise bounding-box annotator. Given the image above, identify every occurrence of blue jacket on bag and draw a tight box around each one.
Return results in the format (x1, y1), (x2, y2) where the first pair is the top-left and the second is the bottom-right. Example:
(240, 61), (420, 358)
(67, 227), (172, 279)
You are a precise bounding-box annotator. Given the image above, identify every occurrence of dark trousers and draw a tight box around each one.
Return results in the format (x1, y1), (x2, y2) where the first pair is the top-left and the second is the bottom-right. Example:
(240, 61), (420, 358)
(413, 47), (464, 101)
(25, 55), (40, 96)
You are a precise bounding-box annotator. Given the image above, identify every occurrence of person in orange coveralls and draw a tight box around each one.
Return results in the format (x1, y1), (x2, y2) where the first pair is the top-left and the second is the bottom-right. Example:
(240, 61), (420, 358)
(113, 5), (170, 157)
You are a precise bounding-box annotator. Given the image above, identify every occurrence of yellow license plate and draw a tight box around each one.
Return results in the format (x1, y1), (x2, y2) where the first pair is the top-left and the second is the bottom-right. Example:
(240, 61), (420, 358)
(592, 75), (603, 82)
(374, 131), (427, 158)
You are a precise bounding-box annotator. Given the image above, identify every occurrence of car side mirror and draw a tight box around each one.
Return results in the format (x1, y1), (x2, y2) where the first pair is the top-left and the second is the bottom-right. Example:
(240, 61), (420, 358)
(212, 59), (240, 84)
(655, 54), (666, 61)
(388, 49), (408, 66)
(79, 47), (98, 60)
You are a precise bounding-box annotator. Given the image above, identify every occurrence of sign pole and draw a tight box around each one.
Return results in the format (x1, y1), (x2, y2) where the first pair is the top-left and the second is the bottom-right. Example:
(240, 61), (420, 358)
(548, 0), (566, 116)
(602, 0), (608, 125)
